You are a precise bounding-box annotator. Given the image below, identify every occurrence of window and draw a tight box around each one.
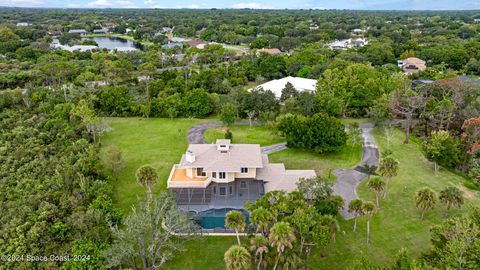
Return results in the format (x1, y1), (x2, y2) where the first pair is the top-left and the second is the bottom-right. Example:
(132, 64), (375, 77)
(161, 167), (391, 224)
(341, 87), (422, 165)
(219, 187), (226, 196)
(240, 181), (247, 189)
(219, 172), (226, 179)
(213, 186), (216, 194)
(229, 186), (233, 195)
(241, 167), (248, 173)
(212, 172), (216, 178)
(196, 168), (206, 177)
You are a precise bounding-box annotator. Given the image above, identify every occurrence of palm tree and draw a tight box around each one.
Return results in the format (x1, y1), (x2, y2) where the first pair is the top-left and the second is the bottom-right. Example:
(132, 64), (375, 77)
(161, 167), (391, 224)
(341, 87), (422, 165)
(135, 165), (158, 193)
(225, 210), (246, 245)
(363, 201), (376, 244)
(378, 155), (399, 199)
(250, 235), (269, 270)
(368, 177), (386, 208)
(348, 199), (364, 233)
(415, 188), (437, 220)
(439, 186), (464, 216)
(224, 245), (251, 270)
(268, 222), (296, 270)
(360, 164), (378, 181)
(250, 207), (273, 237)
(320, 215), (340, 243)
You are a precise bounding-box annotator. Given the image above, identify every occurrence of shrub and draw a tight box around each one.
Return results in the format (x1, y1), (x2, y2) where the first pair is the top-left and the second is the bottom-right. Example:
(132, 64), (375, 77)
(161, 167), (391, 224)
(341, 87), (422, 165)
(276, 113), (347, 153)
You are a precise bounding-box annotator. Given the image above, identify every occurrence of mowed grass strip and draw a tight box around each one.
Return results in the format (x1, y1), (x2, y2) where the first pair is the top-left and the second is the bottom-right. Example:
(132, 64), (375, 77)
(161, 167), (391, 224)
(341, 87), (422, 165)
(203, 124), (285, 146)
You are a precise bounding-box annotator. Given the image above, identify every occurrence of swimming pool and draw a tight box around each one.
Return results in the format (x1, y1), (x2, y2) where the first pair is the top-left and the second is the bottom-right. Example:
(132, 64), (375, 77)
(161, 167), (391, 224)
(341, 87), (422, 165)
(194, 208), (250, 229)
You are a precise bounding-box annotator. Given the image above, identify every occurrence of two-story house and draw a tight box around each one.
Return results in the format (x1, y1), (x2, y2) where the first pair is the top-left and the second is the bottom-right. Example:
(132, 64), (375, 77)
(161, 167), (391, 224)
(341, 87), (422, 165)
(167, 139), (316, 211)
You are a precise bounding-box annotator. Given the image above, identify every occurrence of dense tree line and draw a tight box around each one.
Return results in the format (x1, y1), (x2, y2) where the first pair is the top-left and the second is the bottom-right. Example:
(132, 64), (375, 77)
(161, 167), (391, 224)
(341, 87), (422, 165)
(0, 89), (122, 269)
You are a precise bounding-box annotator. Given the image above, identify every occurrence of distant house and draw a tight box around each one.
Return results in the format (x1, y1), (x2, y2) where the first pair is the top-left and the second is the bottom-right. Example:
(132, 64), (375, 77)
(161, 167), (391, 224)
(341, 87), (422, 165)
(93, 28), (108, 34)
(257, 48), (282, 55)
(187, 39), (207, 49)
(171, 37), (190, 42)
(162, 42), (184, 50)
(68, 29), (88, 35)
(250, 76), (317, 99)
(16, 22), (31, 27)
(167, 139), (316, 210)
(53, 44), (98, 52)
(474, 19), (480, 23)
(398, 57), (427, 74)
(309, 23), (319, 30)
(329, 38), (368, 50)
(113, 47), (138, 52)
(352, 28), (364, 34)
(354, 38), (368, 47)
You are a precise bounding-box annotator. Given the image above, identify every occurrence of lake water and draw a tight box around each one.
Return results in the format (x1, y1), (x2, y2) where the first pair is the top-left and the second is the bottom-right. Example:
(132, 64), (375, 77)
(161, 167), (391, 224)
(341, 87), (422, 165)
(81, 36), (143, 50)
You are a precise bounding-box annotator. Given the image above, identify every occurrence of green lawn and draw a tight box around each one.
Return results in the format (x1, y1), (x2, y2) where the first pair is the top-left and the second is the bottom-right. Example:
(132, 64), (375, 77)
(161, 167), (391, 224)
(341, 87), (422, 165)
(308, 127), (479, 269)
(100, 117), (206, 210)
(269, 146), (362, 177)
(203, 124), (285, 146)
(165, 236), (238, 269)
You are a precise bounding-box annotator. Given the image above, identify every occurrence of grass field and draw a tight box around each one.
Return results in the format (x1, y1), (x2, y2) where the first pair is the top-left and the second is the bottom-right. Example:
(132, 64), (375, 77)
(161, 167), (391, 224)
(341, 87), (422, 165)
(100, 117), (206, 210)
(101, 118), (478, 269)
(203, 124), (285, 146)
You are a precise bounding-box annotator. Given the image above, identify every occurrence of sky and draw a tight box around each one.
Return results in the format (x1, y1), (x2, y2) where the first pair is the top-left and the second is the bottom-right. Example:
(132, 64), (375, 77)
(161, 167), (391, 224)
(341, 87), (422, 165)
(2, 0), (480, 10)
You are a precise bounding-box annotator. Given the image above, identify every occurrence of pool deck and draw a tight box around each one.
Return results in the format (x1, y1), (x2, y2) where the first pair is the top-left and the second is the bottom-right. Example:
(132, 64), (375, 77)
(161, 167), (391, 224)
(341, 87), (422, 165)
(179, 198), (257, 212)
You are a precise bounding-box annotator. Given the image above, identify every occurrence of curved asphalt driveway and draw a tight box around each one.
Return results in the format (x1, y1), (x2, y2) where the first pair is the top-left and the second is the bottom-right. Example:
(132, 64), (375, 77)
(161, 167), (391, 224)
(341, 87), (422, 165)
(332, 123), (379, 219)
(187, 121), (287, 154)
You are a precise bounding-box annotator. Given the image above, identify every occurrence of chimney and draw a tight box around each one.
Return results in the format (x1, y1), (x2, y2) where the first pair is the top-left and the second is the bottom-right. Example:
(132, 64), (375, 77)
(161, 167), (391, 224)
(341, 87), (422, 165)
(185, 150), (195, 163)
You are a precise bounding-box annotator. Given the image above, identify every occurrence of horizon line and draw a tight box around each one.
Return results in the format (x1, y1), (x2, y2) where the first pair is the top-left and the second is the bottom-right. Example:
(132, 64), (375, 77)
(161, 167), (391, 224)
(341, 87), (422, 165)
(1, 6), (480, 11)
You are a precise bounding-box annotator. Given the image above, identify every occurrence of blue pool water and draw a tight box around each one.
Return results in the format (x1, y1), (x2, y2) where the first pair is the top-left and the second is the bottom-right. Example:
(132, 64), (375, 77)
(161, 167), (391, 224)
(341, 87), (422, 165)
(195, 208), (250, 229)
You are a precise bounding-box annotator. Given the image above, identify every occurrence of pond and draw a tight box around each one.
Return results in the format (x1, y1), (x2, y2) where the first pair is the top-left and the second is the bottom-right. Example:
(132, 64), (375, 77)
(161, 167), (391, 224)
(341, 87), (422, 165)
(81, 36), (144, 51)
(194, 208), (250, 229)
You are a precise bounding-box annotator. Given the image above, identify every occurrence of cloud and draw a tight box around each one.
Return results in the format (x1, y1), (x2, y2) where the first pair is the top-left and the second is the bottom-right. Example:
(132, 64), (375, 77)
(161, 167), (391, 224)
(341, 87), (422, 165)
(232, 2), (271, 9)
(84, 0), (137, 8)
(174, 3), (207, 8)
(3, 0), (44, 6)
(143, 0), (163, 8)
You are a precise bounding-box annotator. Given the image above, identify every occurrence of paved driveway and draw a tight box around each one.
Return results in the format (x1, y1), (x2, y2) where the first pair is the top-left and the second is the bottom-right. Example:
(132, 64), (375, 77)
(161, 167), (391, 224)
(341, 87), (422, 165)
(332, 123), (379, 219)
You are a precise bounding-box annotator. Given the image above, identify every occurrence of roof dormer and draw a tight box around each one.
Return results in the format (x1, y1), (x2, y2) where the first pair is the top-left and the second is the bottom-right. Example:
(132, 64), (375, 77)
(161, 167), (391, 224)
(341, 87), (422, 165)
(216, 139), (231, 152)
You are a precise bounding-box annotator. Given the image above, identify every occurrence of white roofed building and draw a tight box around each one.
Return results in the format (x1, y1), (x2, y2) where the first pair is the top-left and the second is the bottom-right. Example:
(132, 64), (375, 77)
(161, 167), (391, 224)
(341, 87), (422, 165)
(251, 76), (317, 99)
